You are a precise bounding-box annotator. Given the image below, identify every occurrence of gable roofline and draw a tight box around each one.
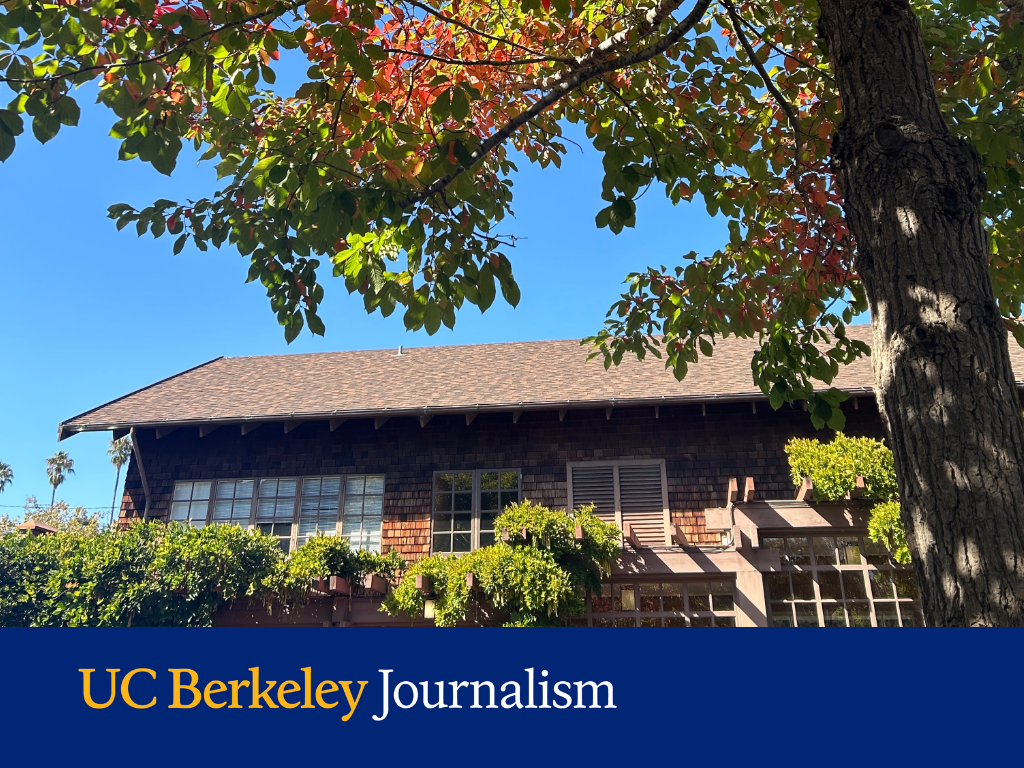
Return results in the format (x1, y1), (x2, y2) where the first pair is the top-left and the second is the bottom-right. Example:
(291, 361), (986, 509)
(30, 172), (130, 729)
(57, 357), (224, 441)
(57, 385), (881, 438)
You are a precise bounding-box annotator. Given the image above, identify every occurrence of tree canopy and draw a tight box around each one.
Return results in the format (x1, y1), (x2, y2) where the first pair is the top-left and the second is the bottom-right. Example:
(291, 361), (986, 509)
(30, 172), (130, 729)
(3, 0), (1021, 429)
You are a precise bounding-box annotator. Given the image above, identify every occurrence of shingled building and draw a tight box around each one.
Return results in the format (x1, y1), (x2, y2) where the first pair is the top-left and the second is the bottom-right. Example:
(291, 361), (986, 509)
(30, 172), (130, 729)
(60, 325), (984, 627)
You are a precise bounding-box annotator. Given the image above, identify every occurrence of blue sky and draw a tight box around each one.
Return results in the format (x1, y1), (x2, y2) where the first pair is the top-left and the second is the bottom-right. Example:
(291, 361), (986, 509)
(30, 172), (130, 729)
(0, 84), (730, 516)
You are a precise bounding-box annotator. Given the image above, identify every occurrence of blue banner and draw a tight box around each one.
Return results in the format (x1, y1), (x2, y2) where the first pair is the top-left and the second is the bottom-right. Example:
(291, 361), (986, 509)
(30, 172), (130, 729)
(1, 629), (1017, 765)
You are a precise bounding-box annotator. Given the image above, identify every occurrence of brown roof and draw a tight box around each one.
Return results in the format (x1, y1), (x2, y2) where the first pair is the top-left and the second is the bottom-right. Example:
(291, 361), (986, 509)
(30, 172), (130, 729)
(56, 325), (1024, 438)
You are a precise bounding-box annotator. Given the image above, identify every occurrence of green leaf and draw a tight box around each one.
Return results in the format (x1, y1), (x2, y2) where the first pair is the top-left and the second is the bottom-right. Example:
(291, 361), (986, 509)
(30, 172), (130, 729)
(451, 88), (470, 122)
(55, 96), (80, 127)
(32, 111), (60, 144)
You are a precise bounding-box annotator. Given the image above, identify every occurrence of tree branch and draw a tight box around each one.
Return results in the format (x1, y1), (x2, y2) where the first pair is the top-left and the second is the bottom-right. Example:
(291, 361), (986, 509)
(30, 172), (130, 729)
(402, 0), (714, 208)
(401, 0), (553, 58)
(0, 2), (298, 86)
(526, 0), (691, 91)
(724, 0), (802, 182)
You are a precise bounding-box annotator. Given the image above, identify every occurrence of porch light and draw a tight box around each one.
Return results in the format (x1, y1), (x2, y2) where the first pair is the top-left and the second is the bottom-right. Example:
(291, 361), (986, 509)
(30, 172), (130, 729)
(423, 600), (436, 620)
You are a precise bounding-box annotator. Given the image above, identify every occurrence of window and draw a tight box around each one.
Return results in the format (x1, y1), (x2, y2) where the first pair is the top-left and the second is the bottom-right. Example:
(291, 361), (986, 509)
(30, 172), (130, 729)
(298, 476), (342, 548)
(257, 479), (297, 553)
(170, 481), (211, 527)
(580, 581), (737, 626)
(343, 475), (385, 553)
(763, 534), (925, 627)
(567, 460), (669, 546)
(168, 474), (385, 553)
(432, 469), (521, 553)
(212, 479), (254, 526)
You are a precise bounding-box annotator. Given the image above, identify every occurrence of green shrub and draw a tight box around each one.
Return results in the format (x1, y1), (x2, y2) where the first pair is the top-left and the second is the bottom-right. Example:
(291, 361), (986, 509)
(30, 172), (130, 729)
(785, 434), (910, 563)
(284, 533), (404, 594)
(0, 523), (402, 627)
(785, 434), (898, 502)
(867, 500), (911, 565)
(382, 500), (621, 626)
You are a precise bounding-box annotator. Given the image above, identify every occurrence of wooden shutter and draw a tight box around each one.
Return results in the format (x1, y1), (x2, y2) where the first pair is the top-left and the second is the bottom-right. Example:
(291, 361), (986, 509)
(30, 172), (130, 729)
(570, 465), (616, 524)
(618, 463), (667, 546)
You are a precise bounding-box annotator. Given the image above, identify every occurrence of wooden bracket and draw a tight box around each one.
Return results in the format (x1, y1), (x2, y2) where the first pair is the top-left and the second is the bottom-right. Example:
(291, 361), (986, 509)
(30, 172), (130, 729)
(671, 523), (688, 547)
(622, 522), (642, 550)
(155, 426), (179, 439)
(726, 477), (739, 504)
(329, 418), (348, 431)
(363, 573), (389, 595)
(414, 574), (432, 595)
(847, 475), (866, 499)
(605, 407), (613, 420)
(465, 572), (480, 592)
(419, 414), (433, 428)
(198, 424), (220, 438)
(328, 576), (351, 595)
(283, 419), (305, 434)
(558, 409), (568, 422)
(512, 410), (523, 424)
(374, 416), (390, 430)
(796, 476), (814, 501)
(241, 422), (263, 436)
(574, 524), (586, 542)
(466, 412), (478, 426)
(743, 476), (755, 503)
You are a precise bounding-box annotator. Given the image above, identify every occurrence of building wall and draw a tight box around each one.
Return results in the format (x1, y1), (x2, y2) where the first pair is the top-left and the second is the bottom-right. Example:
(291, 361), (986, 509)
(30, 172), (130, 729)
(119, 398), (886, 561)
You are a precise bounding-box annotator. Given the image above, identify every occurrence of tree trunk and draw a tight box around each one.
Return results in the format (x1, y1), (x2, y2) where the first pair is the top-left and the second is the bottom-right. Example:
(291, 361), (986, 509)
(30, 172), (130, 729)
(110, 466), (121, 529)
(819, 0), (1024, 625)
(50, 486), (56, 509)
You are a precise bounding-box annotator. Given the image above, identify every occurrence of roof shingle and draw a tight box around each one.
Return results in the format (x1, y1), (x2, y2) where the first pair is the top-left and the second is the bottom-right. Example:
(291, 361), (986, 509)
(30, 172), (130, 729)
(58, 325), (1024, 437)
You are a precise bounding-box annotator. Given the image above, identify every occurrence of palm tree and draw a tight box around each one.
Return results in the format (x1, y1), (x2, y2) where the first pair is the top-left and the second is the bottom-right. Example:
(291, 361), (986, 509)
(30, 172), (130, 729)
(107, 436), (132, 528)
(45, 451), (75, 508)
(0, 461), (12, 495)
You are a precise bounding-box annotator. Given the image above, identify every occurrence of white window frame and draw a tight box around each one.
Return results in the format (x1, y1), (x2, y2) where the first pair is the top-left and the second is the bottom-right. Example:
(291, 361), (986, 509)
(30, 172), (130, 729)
(430, 469), (521, 554)
(171, 474), (386, 555)
(566, 459), (670, 546)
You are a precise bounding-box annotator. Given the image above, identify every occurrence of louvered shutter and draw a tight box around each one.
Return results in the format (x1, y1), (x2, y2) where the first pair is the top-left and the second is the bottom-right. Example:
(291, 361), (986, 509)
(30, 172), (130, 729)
(618, 463), (667, 546)
(570, 465), (616, 525)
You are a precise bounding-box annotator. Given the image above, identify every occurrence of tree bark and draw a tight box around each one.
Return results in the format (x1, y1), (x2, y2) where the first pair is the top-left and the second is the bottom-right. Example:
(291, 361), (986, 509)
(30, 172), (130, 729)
(819, 0), (1024, 625)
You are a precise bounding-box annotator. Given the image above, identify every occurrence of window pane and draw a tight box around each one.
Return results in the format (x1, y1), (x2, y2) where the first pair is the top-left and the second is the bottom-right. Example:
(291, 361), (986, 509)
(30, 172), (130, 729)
(688, 583), (710, 612)
(715, 617), (736, 627)
(848, 602), (871, 627)
(796, 604), (821, 627)
(213, 500), (233, 519)
(500, 471), (519, 490)
(481, 491), (499, 511)
(818, 572), (843, 600)
(453, 514), (471, 532)
(453, 533), (471, 552)
(900, 603), (925, 627)
(875, 603), (900, 627)
(710, 581), (734, 611)
(259, 479), (278, 497)
(173, 483), (192, 501)
(170, 502), (190, 521)
(614, 584), (636, 611)
(481, 472), (499, 490)
(822, 604), (847, 627)
(434, 513), (452, 532)
(837, 537), (862, 565)
(321, 477), (341, 497)
(434, 493), (452, 512)
(791, 572), (815, 600)
(453, 473), (473, 491)
(893, 571), (920, 599)
(842, 572), (867, 600)
(192, 481), (211, 500)
(863, 537), (890, 565)
(786, 537), (811, 565)
(434, 473), (452, 492)
(501, 490), (520, 509)
(591, 592), (613, 613)
(302, 477), (321, 497)
(662, 583), (685, 611)
(869, 571), (895, 599)
(771, 603), (794, 627)
(691, 617), (713, 627)
(664, 617), (688, 627)
(767, 574), (791, 600)
(433, 534), (451, 552)
(813, 537), (837, 565)
(346, 476), (365, 496)
(639, 618), (661, 627)
(236, 480), (254, 497)
(453, 492), (473, 511)
(639, 583), (660, 611)
(479, 532), (495, 547)
(365, 476), (384, 495)
(762, 537), (784, 554)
